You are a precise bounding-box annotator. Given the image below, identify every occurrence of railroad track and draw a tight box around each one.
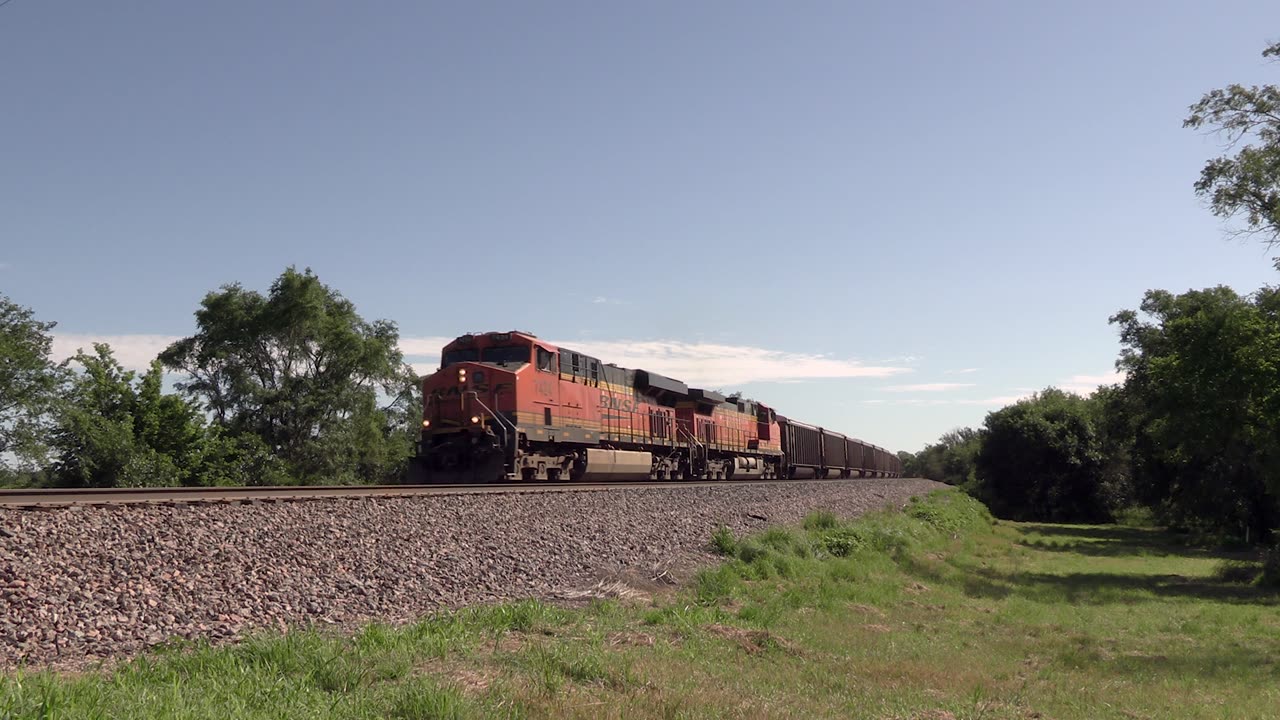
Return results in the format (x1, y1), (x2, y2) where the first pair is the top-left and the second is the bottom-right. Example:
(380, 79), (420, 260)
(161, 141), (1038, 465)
(0, 477), (887, 508)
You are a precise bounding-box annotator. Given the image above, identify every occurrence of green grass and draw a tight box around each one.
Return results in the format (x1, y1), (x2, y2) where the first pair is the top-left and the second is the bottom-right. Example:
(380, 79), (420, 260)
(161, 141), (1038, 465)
(4, 490), (1278, 719)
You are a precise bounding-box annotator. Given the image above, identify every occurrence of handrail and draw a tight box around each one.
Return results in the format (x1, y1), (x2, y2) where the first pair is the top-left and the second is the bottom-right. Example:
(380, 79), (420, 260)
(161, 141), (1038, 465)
(465, 391), (517, 470)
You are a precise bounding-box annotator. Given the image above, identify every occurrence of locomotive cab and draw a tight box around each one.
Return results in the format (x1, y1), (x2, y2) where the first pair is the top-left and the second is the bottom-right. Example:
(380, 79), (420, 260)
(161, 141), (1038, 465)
(414, 331), (542, 483)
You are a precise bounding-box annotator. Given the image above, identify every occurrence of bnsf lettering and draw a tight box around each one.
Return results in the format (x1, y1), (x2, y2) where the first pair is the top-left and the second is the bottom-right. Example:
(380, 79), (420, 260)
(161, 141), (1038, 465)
(598, 394), (639, 413)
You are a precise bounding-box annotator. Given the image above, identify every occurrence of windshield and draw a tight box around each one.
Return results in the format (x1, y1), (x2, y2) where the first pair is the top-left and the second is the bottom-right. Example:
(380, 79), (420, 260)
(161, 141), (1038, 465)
(441, 348), (480, 366)
(483, 346), (530, 366)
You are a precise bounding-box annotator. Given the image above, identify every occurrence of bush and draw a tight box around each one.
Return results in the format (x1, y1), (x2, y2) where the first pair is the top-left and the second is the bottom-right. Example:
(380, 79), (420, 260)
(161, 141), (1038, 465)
(818, 529), (864, 557)
(1114, 505), (1157, 528)
(1211, 560), (1261, 584)
(905, 491), (994, 533)
(710, 525), (736, 556)
(803, 511), (839, 530)
(1260, 543), (1280, 589)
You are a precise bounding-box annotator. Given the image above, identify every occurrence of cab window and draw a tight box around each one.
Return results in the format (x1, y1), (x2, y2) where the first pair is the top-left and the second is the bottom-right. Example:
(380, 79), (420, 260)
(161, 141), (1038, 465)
(483, 346), (530, 366)
(442, 349), (479, 366)
(536, 347), (555, 372)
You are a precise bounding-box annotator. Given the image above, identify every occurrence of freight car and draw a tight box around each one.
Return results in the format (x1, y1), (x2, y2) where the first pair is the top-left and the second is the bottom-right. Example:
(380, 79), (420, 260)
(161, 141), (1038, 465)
(408, 331), (902, 484)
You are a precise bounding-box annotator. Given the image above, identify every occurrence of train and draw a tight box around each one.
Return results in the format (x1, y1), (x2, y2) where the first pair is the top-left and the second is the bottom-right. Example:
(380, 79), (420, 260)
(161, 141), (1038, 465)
(407, 331), (902, 484)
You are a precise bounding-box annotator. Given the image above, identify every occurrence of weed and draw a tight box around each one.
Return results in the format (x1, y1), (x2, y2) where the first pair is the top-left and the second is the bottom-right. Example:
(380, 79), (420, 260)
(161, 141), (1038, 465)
(710, 524), (737, 556)
(758, 527), (797, 552)
(518, 645), (632, 693)
(385, 679), (466, 719)
(694, 566), (741, 605)
(802, 510), (839, 530)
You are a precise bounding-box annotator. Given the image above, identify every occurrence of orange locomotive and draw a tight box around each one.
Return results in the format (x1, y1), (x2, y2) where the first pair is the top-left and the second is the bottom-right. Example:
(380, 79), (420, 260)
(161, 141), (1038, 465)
(408, 331), (901, 484)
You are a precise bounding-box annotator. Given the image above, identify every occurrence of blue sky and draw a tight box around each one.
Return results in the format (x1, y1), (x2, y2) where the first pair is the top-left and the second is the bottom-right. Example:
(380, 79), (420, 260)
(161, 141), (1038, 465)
(2, 1), (1278, 452)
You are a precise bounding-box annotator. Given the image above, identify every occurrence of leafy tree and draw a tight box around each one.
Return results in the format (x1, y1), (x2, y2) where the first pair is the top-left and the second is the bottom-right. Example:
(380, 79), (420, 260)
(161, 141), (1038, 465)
(50, 344), (214, 487)
(913, 427), (983, 487)
(1110, 286), (1280, 539)
(1089, 383), (1139, 515)
(897, 450), (918, 477)
(1183, 41), (1280, 251)
(198, 428), (290, 487)
(0, 294), (63, 467)
(973, 388), (1111, 523)
(159, 267), (418, 484)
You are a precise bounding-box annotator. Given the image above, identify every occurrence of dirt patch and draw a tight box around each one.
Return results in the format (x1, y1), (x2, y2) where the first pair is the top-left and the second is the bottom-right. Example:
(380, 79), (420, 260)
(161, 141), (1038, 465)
(849, 603), (887, 618)
(607, 631), (656, 647)
(705, 624), (800, 655)
(415, 659), (497, 695)
(553, 579), (651, 604)
(862, 624), (893, 633)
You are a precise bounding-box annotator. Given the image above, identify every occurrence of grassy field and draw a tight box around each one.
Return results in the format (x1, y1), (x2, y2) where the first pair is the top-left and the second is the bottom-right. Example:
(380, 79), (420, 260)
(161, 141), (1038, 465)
(4, 490), (1278, 719)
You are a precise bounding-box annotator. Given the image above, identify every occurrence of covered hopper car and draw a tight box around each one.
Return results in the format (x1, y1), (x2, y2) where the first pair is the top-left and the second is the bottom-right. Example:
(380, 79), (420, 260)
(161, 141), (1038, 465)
(408, 331), (902, 484)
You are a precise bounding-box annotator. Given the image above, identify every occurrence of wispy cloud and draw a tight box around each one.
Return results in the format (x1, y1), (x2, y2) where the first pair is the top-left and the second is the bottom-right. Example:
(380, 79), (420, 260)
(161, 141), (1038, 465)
(0, 262), (10, 271)
(53, 332), (916, 389)
(872, 354), (922, 365)
(948, 371), (1125, 408)
(882, 383), (976, 392)
(402, 335), (912, 386)
(398, 335), (457, 358)
(944, 368), (980, 375)
(52, 334), (182, 371)
(590, 295), (629, 305)
(954, 393), (1035, 406)
(1059, 371), (1125, 395)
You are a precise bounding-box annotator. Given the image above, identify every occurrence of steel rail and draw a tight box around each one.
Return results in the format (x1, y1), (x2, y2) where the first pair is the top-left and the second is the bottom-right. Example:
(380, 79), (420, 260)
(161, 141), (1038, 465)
(0, 476), (899, 508)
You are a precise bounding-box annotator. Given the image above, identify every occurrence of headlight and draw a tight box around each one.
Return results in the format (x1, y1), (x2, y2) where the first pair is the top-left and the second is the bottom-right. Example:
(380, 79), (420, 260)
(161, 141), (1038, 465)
(422, 419), (431, 428)
(458, 368), (467, 382)
(470, 415), (481, 424)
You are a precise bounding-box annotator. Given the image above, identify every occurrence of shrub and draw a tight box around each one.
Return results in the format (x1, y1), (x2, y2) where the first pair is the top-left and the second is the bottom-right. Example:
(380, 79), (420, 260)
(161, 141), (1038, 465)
(1260, 542), (1280, 589)
(802, 511), (839, 530)
(710, 525), (737, 556)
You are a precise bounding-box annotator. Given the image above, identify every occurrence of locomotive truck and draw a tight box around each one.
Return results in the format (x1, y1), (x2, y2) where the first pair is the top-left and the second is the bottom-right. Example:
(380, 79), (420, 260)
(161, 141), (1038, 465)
(407, 330), (901, 484)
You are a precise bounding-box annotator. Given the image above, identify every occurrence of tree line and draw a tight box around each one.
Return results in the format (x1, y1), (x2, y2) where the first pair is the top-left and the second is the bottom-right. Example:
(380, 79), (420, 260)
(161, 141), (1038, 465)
(900, 41), (1280, 555)
(0, 268), (420, 488)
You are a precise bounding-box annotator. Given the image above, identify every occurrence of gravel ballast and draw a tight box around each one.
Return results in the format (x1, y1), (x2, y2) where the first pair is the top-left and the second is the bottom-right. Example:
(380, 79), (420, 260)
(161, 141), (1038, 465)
(0, 478), (944, 671)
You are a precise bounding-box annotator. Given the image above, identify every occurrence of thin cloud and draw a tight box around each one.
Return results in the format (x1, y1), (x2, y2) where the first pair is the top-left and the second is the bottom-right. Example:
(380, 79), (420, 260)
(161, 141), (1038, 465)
(1059, 371), (1125, 395)
(403, 335), (912, 385)
(0, 262), (10, 270)
(399, 335), (457, 359)
(52, 334), (182, 371)
(882, 383), (976, 392)
(873, 354), (923, 365)
(955, 393), (1034, 406)
(944, 368), (980, 375)
(952, 372), (1125, 408)
(53, 332), (916, 388)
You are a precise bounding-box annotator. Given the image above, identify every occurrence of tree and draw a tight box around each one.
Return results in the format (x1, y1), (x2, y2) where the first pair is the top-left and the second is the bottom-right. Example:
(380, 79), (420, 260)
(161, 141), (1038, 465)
(50, 344), (215, 487)
(159, 267), (418, 484)
(973, 388), (1111, 523)
(912, 427), (983, 487)
(897, 450), (918, 477)
(0, 294), (63, 468)
(1184, 41), (1280, 252)
(1089, 383), (1139, 516)
(1110, 286), (1280, 539)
